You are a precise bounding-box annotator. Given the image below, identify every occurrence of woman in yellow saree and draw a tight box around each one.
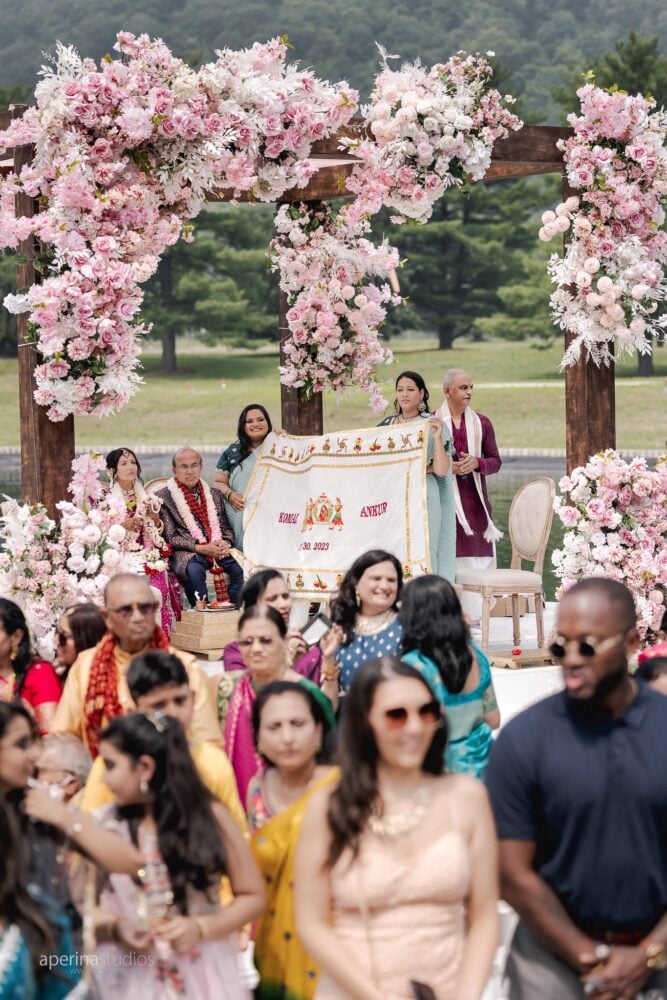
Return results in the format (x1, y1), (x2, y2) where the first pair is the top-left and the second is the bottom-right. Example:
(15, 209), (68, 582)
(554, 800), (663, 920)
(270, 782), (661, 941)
(247, 680), (336, 999)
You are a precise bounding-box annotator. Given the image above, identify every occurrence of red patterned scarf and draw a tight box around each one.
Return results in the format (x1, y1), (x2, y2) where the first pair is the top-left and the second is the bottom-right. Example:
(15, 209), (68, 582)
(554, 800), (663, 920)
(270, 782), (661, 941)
(84, 626), (170, 758)
(175, 480), (212, 541)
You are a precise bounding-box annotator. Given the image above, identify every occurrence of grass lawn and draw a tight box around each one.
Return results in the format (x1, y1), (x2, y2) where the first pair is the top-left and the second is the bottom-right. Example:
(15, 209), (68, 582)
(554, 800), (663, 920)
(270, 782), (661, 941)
(0, 339), (664, 450)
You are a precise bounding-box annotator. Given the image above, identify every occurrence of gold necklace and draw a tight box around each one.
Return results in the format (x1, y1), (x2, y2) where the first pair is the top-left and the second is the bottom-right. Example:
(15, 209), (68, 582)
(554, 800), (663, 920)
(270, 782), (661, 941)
(368, 785), (433, 839)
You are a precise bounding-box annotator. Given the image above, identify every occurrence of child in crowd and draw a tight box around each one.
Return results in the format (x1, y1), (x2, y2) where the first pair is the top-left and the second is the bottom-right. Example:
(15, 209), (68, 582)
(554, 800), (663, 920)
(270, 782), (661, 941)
(89, 711), (264, 997)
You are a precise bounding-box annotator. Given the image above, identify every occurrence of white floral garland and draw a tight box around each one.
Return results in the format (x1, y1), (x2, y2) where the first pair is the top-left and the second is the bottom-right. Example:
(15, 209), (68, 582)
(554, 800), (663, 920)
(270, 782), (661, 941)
(165, 478), (223, 545)
(110, 477), (163, 550)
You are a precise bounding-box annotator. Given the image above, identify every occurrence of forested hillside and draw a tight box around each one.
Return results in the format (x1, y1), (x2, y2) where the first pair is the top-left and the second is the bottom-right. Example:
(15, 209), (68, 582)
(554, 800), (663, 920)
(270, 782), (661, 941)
(1, 0), (666, 120)
(1, 4), (665, 370)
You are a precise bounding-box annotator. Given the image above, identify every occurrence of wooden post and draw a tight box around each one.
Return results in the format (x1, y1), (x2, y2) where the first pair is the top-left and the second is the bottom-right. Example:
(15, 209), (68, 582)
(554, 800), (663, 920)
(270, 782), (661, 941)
(11, 108), (75, 516)
(279, 287), (323, 435)
(562, 173), (615, 473)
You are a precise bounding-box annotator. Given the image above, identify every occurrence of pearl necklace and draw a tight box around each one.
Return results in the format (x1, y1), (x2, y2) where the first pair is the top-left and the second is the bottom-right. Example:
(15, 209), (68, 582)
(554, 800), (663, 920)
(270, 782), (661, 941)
(355, 609), (396, 636)
(368, 785), (433, 839)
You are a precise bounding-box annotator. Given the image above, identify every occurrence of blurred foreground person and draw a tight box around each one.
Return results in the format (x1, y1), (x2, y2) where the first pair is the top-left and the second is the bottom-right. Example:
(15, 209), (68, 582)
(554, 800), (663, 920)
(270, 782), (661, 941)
(295, 656), (498, 999)
(487, 578), (667, 999)
(249, 680), (336, 998)
(88, 712), (265, 997)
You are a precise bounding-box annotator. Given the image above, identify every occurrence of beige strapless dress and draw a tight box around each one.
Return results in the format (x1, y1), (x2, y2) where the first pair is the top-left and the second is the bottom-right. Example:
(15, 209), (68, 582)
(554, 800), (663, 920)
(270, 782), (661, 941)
(316, 828), (471, 1000)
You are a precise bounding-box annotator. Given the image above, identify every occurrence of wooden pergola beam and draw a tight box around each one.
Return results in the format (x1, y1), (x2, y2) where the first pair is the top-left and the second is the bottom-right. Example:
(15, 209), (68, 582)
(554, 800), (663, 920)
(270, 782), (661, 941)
(1, 108), (615, 506)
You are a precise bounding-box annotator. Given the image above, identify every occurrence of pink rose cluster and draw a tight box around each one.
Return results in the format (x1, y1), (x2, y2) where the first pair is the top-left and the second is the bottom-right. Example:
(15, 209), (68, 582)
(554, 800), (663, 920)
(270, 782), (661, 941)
(270, 203), (400, 410)
(552, 451), (667, 642)
(0, 32), (357, 420)
(342, 47), (522, 226)
(0, 453), (161, 654)
(539, 83), (667, 368)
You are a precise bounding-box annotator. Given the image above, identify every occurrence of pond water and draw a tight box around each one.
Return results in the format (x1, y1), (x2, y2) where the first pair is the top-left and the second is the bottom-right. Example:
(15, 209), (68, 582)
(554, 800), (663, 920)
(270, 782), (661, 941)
(0, 454), (565, 600)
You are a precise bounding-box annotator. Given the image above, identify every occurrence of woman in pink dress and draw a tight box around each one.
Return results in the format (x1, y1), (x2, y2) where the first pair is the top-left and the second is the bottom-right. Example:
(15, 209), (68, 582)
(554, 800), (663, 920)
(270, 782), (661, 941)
(90, 711), (265, 999)
(295, 656), (498, 1000)
(105, 448), (182, 636)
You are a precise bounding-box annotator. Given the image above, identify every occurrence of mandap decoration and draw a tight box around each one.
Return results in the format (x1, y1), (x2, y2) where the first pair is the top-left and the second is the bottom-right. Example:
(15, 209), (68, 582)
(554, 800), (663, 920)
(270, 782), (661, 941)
(552, 451), (667, 642)
(539, 82), (667, 368)
(0, 33), (357, 419)
(0, 34), (521, 415)
(342, 47), (522, 227)
(0, 453), (167, 655)
(270, 202), (400, 410)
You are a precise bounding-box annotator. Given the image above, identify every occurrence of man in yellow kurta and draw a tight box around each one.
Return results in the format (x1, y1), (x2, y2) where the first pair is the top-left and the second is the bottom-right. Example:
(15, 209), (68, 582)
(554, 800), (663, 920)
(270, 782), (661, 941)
(52, 573), (219, 754)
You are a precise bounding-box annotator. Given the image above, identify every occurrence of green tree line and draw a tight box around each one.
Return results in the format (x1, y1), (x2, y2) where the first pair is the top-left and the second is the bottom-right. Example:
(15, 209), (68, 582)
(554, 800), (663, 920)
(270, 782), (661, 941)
(1, 28), (665, 372)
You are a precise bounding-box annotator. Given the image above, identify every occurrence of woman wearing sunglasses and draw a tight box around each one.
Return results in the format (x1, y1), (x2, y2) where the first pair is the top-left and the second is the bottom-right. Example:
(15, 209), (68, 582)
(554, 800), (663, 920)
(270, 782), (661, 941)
(217, 605), (330, 803)
(400, 575), (500, 779)
(54, 603), (107, 680)
(295, 656), (498, 1000)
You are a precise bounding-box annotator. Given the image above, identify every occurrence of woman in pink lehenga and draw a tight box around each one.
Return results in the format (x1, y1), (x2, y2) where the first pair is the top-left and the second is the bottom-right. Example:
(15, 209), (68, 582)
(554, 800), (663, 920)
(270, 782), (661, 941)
(106, 448), (182, 637)
(90, 711), (265, 999)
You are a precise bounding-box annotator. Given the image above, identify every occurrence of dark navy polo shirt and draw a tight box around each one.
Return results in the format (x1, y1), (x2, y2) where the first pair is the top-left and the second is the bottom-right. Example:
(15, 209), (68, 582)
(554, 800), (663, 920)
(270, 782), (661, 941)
(486, 683), (667, 933)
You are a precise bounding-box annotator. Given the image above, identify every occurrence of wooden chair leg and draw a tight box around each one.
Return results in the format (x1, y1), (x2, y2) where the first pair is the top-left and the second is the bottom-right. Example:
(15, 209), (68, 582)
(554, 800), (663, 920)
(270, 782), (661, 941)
(535, 591), (545, 649)
(481, 590), (491, 651)
(511, 594), (520, 647)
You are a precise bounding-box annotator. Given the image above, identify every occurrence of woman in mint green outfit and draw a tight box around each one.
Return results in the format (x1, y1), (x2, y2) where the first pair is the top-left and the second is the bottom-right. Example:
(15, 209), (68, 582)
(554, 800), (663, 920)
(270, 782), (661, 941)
(378, 371), (455, 582)
(399, 574), (500, 778)
(213, 403), (273, 551)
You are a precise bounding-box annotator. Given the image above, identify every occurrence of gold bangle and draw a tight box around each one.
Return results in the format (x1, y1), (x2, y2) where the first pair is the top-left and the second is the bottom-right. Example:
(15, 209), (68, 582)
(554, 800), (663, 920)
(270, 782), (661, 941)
(193, 916), (208, 941)
(321, 665), (340, 683)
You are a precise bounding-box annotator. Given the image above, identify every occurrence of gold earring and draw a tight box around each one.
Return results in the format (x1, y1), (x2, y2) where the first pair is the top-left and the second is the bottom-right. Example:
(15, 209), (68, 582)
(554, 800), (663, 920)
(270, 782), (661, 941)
(9, 645), (18, 663)
(316, 733), (323, 752)
(355, 588), (361, 608)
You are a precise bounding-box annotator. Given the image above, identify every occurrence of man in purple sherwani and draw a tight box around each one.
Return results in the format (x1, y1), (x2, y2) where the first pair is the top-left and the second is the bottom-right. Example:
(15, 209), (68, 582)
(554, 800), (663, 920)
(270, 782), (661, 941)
(436, 369), (502, 625)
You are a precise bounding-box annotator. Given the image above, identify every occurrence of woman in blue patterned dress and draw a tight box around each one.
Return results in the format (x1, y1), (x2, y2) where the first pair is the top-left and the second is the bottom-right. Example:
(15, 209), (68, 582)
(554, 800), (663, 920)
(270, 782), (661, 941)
(320, 550), (403, 711)
(399, 574), (500, 778)
(213, 404), (273, 550)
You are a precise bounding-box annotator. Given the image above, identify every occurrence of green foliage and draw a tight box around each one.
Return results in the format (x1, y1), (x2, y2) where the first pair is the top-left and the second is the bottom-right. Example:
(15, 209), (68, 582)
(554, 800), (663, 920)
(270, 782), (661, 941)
(140, 203), (277, 367)
(1, 0), (666, 121)
(0, 254), (19, 356)
(554, 31), (667, 116)
(382, 177), (557, 348)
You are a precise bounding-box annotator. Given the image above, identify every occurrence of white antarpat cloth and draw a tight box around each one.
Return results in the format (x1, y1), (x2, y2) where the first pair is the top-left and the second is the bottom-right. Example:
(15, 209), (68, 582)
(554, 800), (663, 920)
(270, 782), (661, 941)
(243, 427), (431, 600)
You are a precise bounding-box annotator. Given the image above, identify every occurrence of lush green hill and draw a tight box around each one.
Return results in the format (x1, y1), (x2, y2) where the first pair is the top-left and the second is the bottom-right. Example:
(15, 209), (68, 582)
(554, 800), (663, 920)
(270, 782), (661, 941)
(1, 0), (666, 120)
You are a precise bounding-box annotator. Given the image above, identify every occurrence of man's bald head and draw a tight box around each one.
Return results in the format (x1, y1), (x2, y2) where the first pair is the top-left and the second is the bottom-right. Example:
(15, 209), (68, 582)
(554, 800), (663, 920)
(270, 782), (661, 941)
(172, 447), (203, 489)
(104, 573), (153, 607)
(560, 578), (637, 633)
(103, 574), (158, 653)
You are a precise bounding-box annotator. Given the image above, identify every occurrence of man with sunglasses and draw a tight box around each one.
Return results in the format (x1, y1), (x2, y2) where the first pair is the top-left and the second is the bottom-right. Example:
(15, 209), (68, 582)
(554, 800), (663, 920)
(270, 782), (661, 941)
(53, 573), (220, 755)
(486, 578), (667, 1000)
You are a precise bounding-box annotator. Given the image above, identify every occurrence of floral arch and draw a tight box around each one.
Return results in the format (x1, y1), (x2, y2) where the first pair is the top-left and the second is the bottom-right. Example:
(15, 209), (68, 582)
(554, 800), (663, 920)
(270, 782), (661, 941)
(0, 33), (665, 646)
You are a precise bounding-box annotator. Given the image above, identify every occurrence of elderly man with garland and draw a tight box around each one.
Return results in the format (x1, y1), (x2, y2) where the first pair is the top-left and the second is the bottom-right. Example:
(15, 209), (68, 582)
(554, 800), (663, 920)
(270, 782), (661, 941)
(157, 446), (244, 607)
(53, 573), (219, 757)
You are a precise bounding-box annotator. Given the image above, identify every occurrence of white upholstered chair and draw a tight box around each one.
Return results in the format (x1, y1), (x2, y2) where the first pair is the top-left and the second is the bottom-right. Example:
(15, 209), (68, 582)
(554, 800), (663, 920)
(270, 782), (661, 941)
(144, 476), (169, 495)
(456, 476), (556, 652)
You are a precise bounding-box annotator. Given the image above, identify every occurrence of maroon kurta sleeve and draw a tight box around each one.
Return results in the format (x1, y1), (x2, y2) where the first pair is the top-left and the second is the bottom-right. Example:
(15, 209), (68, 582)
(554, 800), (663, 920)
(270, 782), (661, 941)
(476, 413), (501, 477)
